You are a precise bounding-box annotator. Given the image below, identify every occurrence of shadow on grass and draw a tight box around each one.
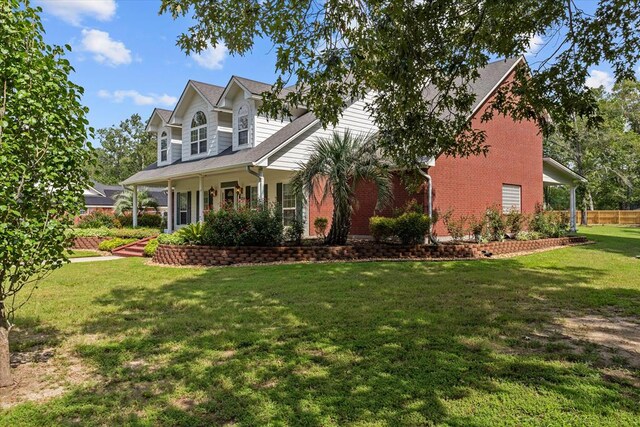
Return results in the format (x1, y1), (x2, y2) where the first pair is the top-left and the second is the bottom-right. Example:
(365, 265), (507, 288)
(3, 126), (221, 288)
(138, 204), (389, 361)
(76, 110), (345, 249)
(4, 255), (639, 426)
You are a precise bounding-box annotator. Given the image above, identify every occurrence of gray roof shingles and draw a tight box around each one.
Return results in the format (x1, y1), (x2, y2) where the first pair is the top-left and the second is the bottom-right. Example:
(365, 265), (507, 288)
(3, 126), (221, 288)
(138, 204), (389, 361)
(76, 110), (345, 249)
(125, 58), (520, 185)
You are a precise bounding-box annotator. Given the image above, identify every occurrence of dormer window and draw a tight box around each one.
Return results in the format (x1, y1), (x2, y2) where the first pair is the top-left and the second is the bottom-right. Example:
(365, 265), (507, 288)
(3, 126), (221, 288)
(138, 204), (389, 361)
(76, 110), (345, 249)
(237, 105), (249, 146)
(190, 111), (207, 155)
(160, 131), (168, 162)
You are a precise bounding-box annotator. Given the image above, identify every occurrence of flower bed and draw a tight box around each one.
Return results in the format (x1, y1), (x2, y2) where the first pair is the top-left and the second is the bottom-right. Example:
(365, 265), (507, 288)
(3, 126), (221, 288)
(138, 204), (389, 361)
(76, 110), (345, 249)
(153, 236), (589, 267)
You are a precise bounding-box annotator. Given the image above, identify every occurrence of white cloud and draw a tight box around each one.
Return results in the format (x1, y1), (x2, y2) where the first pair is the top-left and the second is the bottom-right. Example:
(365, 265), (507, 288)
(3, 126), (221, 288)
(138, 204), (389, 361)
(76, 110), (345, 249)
(37, 0), (116, 26)
(525, 34), (544, 57)
(98, 90), (177, 107)
(191, 43), (228, 70)
(585, 69), (615, 91)
(81, 29), (131, 67)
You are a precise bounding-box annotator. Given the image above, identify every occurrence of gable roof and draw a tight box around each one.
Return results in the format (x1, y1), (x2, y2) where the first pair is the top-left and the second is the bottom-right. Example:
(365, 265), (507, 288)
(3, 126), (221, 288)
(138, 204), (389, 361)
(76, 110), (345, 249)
(127, 58), (523, 185)
(169, 80), (225, 124)
(422, 56), (523, 118)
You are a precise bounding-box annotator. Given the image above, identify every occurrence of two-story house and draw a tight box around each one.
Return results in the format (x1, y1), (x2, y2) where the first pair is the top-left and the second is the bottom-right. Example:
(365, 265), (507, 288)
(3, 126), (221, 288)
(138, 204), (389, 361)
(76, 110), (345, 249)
(122, 56), (586, 236)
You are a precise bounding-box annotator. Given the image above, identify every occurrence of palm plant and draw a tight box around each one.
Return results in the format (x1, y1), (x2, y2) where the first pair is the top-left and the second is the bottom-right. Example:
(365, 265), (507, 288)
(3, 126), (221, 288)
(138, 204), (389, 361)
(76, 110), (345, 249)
(113, 188), (159, 215)
(291, 130), (393, 245)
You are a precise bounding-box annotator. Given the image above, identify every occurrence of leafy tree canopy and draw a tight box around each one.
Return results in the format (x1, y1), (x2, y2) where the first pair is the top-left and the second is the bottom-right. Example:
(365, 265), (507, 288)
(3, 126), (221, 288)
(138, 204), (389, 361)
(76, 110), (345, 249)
(90, 113), (155, 185)
(545, 81), (640, 211)
(160, 0), (639, 172)
(0, 0), (93, 386)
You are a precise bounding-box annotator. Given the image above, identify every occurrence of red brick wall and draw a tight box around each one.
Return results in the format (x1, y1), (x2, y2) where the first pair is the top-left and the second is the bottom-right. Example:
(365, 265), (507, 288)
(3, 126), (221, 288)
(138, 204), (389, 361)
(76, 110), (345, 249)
(343, 68), (543, 237)
(308, 177), (335, 236)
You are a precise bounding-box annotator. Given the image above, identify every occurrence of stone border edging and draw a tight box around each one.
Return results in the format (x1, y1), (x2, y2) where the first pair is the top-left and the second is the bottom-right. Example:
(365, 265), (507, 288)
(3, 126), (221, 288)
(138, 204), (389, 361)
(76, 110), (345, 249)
(72, 236), (108, 250)
(152, 236), (589, 267)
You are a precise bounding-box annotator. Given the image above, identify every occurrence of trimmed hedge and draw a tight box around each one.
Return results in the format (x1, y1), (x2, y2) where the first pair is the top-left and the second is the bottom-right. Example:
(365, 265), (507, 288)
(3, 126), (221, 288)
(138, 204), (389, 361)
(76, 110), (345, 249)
(70, 227), (160, 239)
(370, 213), (431, 245)
(98, 238), (137, 252)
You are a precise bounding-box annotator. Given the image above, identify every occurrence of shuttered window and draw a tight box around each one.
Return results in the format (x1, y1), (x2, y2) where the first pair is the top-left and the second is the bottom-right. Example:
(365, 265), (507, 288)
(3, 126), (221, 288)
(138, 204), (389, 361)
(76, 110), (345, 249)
(502, 184), (521, 214)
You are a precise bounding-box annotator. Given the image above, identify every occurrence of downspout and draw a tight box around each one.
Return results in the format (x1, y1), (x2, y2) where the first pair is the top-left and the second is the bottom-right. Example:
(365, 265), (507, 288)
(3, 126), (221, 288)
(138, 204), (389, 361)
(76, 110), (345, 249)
(417, 167), (435, 244)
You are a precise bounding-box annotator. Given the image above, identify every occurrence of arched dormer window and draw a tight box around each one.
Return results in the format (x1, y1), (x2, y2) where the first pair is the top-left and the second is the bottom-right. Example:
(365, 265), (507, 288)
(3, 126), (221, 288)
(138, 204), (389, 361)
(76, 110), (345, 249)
(237, 105), (249, 146)
(190, 111), (207, 155)
(160, 131), (168, 162)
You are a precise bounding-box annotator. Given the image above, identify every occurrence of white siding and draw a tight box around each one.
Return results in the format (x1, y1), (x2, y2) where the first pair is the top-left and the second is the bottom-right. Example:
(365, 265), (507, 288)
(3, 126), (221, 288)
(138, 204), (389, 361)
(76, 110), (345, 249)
(181, 97), (219, 161)
(502, 184), (522, 213)
(267, 94), (378, 170)
(255, 114), (289, 146)
(170, 127), (182, 163)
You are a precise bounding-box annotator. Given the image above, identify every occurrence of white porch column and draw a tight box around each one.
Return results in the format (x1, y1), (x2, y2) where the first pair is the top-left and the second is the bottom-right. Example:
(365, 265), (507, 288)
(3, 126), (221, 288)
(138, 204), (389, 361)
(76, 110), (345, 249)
(569, 186), (577, 233)
(198, 175), (204, 222)
(167, 179), (173, 233)
(257, 167), (265, 204)
(132, 185), (138, 228)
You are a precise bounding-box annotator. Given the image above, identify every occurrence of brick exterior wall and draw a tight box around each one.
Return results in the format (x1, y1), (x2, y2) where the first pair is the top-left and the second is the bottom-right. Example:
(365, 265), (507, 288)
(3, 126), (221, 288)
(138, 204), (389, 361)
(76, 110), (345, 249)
(322, 67), (543, 237)
(72, 237), (107, 250)
(153, 236), (587, 266)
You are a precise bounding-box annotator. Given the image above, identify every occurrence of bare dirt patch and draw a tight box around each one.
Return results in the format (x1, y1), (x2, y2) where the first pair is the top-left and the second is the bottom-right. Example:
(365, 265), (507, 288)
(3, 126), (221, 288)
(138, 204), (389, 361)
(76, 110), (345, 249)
(559, 315), (640, 369)
(0, 331), (97, 409)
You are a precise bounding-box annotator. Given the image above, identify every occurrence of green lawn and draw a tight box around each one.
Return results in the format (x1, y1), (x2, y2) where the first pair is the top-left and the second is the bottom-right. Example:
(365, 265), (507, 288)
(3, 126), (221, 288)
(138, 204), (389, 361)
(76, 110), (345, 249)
(2, 226), (640, 426)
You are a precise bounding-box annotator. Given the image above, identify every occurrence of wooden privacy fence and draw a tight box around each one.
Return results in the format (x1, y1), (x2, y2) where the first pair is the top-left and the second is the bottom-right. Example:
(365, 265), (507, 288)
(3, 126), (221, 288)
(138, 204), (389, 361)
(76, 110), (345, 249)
(559, 210), (640, 225)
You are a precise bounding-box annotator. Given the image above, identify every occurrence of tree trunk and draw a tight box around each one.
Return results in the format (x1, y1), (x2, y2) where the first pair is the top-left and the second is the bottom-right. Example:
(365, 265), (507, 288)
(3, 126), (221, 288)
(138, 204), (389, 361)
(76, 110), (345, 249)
(0, 306), (12, 388)
(325, 206), (351, 246)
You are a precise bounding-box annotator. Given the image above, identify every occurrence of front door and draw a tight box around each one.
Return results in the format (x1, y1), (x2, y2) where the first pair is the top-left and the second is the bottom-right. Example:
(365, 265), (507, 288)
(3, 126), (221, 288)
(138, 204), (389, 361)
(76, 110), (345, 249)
(223, 187), (235, 208)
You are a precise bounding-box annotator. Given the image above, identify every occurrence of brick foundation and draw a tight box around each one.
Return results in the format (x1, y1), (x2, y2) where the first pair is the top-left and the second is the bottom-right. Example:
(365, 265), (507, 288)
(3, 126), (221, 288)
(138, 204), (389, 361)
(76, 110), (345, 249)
(153, 236), (588, 267)
(72, 237), (107, 250)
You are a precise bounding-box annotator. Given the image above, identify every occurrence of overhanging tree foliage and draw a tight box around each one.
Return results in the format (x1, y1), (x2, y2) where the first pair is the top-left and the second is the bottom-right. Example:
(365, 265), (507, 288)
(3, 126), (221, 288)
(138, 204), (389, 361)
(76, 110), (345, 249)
(0, 1), (93, 387)
(160, 0), (639, 173)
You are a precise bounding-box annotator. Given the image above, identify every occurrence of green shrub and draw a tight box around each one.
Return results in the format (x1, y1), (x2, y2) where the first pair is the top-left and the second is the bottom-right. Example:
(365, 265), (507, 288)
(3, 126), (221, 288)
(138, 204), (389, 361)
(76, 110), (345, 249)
(515, 231), (543, 241)
(246, 207), (283, 246)
(78, 211), (118, 229)
(313, 217), (329, 238)
(98, 238), (137, 252)
(467, 214), (487, 243)
(369, 216), (396, 242)
(118, 213), (163, 228)
(442, 210), (467, 242)
(143, 239), (159, 257)
(70, 227), (112, 238)
(284, 217), (304, 245)
(203, 205), (283, 247)
(157, 232), (186, 245)
(178, 223), (205, 245)
(529, 203), (568, 238)
(485, 205), (506, 241)
(505, 210), (525, 235)
(394, 212), (430, 245)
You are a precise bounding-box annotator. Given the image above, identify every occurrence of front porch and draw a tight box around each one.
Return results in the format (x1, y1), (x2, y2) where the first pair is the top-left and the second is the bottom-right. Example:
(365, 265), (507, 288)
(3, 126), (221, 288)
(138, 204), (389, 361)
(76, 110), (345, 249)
(128, 167), (306, 234)
(543, 157), (588, 232)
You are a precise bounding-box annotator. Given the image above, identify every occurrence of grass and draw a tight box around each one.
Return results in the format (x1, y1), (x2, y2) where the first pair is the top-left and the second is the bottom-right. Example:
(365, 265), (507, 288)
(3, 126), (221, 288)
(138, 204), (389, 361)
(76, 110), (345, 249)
(2, 226), (640, 426)
(66, 250), (102, 259)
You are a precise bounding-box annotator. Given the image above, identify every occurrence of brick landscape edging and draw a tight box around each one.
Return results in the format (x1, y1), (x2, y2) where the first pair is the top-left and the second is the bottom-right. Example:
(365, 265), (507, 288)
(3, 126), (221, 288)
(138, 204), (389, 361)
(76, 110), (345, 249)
(72, 236), (107, 250)
(152, 236), (589, 267)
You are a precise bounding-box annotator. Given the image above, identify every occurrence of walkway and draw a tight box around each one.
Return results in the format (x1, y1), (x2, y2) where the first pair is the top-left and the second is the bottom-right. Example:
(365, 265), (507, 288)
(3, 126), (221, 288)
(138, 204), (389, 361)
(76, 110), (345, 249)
(70, 255), (125, 263)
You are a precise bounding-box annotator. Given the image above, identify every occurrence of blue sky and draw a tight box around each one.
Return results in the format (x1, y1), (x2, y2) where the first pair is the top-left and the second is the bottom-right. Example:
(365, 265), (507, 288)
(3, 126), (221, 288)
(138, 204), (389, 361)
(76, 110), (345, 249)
(35, 0), (625, 142)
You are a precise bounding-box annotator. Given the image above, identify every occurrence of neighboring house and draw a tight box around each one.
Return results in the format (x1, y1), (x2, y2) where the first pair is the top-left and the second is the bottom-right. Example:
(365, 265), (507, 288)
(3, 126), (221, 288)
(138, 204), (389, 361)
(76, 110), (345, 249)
(123, 56), (584, 236)
(82, 181), (168, 215)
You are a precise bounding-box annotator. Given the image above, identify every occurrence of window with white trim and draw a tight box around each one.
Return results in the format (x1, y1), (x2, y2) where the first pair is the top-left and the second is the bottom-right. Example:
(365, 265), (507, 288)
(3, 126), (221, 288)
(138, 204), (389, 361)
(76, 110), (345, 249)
(160, 131), (168, 162)
(237, 105), (249, 146)
(190, 111), (207, 155)
(178, 192), (189, 225)
(502, 184), (522, 213)
(282, 183), (296, 226)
